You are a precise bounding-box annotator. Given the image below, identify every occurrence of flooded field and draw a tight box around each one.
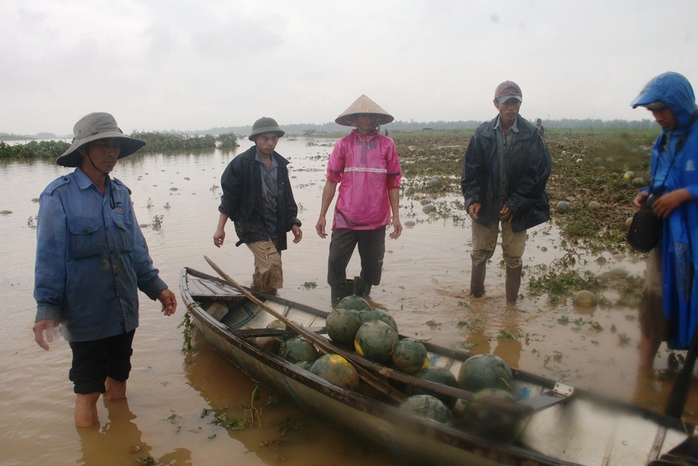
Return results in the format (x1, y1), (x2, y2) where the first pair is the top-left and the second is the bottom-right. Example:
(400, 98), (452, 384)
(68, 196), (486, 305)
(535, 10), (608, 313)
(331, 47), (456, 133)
(1, 133), (695, 465)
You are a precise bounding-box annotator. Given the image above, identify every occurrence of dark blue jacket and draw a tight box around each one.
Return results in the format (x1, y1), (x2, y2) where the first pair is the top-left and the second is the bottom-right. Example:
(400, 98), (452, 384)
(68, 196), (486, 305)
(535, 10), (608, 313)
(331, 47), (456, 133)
(461, 115), (551, 233)
(34, 168), (167, 341)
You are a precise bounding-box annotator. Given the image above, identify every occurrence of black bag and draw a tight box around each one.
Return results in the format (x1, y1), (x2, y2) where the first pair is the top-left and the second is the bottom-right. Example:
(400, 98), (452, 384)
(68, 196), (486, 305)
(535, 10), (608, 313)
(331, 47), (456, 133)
(627, 208), (662, 253)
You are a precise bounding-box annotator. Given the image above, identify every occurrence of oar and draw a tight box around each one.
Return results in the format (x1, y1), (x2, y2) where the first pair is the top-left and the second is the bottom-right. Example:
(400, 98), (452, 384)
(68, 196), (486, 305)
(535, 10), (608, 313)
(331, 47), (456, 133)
(665, 323), (698, 418)
(204, 255), (407, 403)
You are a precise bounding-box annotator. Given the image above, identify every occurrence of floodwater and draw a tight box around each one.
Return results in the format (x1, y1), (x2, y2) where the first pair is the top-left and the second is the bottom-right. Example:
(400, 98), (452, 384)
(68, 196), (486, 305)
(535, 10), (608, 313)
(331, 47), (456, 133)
(1, 136), (695, 465)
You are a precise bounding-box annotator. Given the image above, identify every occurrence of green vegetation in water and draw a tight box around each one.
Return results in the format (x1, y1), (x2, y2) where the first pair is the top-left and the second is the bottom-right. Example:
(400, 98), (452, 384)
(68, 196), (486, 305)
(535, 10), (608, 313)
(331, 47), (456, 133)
(179, 310), (194, 352)
(201, 384), (283, 431)
(132, 131), (218, 153)
(215, 133), (240, 151)
(426, 319), (442, 329)
(1, 131), (240, 160)
(151, 214), (164, 231)
(0, 140), (70, 160)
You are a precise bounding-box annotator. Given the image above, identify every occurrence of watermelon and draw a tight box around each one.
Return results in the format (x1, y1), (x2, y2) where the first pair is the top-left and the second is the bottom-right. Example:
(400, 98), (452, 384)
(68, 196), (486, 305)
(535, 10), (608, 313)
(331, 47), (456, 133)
(392, 338), (428, 373)
(573, 290), (598, 308)
(407, 366), (459, 409)
(279, 337), (319, 364)
(326, 308), (364, 346)
(464, 388), (520, 441)
(399, 394), (453, 423)
(359, 308), (398, 333)
(354, 320), (399, 365)
(337, 295), (371, 312)
(457, 354), (513, 393)
(310, 354), (360, 391)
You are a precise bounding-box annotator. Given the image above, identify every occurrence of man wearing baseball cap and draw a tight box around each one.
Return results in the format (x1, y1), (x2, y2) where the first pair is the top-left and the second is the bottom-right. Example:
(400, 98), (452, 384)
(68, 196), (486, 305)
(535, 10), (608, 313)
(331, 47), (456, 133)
(461, 81), (551, 303)
(214, 117), (302, 296)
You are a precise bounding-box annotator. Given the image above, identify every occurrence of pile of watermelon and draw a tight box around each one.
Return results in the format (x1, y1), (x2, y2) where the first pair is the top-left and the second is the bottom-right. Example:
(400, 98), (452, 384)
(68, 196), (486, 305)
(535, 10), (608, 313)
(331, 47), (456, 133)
(246, 296), (523, 438)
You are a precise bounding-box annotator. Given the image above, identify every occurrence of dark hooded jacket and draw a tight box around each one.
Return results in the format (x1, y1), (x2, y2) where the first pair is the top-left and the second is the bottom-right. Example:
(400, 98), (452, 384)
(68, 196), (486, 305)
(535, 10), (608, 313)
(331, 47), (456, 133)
(461, 114), (551, 233)
(218, 146), (301, 251)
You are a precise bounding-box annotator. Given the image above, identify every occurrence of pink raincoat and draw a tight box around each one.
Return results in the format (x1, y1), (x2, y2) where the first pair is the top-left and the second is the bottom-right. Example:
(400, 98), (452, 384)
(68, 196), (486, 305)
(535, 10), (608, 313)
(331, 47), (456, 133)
(326, 130), (402, 230)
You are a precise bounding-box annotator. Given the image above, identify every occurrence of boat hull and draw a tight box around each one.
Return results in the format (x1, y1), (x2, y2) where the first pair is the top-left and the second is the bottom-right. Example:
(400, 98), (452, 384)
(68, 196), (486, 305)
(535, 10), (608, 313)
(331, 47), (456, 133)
(181, 267), (697, 466)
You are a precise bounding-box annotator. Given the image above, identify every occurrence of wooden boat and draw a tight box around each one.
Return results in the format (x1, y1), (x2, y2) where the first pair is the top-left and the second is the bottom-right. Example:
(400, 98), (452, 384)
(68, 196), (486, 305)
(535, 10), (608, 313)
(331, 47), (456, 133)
(180, 267), (698, 466)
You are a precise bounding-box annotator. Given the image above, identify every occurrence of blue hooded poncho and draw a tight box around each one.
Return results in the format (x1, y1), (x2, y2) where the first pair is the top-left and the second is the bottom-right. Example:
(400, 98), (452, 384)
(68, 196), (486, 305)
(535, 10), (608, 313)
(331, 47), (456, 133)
(632, 71), (698, 349)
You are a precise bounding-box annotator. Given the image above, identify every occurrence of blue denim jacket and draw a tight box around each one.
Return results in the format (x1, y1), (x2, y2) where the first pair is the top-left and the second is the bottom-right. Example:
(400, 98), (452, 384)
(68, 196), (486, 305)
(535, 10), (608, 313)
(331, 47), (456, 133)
(34, 168), (166, 342)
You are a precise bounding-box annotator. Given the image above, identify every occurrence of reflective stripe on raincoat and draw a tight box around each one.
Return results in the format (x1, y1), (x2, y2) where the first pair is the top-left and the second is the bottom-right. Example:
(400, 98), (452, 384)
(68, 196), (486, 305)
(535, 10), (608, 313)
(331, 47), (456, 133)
(326, 130), (402, 230)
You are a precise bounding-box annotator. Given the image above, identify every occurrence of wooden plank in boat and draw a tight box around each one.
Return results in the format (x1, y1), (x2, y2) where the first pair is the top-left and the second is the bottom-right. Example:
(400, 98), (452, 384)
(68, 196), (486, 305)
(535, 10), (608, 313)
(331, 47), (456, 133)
(188, 277), (241, 298)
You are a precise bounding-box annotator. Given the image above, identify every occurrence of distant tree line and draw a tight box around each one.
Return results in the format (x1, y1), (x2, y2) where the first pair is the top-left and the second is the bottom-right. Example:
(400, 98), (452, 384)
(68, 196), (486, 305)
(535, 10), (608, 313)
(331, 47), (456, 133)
(199, 118), (658, 137)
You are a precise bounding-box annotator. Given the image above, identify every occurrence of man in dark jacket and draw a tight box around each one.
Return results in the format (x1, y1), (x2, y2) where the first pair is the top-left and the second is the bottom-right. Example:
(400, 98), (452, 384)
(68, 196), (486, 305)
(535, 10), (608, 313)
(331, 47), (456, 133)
(461, 81), (551, 303)
(213, 117), (302, 295)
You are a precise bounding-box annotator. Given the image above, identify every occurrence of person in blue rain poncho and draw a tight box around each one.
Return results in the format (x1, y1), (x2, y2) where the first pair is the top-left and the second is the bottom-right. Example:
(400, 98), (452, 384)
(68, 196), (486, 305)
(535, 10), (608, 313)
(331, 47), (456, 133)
(631, 72), (698, 368)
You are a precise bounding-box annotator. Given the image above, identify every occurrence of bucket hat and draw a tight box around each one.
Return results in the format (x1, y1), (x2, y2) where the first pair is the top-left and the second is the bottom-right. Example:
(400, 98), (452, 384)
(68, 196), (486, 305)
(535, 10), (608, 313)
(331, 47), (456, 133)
(57, 112), (146, 167)
(249, 117), (285, 141)
(335, 95), (394, 127)
(494, 81), (523, 104)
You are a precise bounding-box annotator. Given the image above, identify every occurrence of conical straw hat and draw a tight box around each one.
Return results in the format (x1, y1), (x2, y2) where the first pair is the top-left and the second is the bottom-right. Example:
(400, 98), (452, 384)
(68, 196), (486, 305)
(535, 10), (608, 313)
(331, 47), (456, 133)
(335, 94), (394, 127)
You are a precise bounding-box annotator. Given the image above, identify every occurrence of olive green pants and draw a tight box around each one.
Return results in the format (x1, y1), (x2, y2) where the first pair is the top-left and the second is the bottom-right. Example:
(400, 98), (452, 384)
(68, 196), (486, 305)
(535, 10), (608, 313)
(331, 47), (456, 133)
(470, 220), (526, 269)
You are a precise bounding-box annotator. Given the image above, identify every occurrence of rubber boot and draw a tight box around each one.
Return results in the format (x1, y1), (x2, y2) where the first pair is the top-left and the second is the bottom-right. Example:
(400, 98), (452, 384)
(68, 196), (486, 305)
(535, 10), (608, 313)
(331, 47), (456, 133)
(505, 266), (522, 303)
(353, 276), (372, 298)
(331, 279), (355, 308)
(470, 263), (486, 298)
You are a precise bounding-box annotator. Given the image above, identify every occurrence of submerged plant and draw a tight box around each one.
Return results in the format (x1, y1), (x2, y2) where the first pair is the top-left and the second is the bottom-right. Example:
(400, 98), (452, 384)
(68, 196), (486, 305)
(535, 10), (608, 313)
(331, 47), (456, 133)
(202, 384), (280, 431)
(179, 310), (194, 352)
(151, 214), (164, 230)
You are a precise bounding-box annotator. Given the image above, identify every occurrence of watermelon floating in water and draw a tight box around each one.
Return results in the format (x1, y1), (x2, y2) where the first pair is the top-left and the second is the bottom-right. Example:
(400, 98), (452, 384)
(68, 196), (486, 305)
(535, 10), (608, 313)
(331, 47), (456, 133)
(457, 354), (513, 393)
(310, 354), (360, 391)
(392, 338), (428, 373)
(326, 308), (364, 346)
(279, 336), (319, 364)
(354, 320), (399, 365)
(407, 366), (459, 409)
(360, 308), (398, 333)
(337, 295), (371, 312)
(399, 394), (453, 424)
(573, 290), (598, 308)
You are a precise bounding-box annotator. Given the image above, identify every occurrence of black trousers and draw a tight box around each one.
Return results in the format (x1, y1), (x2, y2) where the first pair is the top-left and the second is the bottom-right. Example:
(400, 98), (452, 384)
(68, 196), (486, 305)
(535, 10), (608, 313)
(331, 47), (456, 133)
(327, 227), (386, 286)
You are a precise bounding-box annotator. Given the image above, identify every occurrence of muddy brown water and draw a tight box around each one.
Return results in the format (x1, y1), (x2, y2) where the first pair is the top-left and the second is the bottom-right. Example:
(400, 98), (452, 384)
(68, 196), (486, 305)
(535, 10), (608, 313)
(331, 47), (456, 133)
(1, 137), (695, 465)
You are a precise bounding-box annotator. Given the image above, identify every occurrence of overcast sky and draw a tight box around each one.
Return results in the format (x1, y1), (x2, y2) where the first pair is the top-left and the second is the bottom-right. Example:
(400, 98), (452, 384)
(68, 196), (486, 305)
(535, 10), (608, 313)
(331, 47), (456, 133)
(1, 0), (695, 135)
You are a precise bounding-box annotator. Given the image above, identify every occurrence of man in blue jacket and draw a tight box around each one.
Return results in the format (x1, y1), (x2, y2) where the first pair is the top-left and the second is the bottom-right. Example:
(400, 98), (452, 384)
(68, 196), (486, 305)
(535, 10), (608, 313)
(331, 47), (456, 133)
(461, 81), (551, 303)
(213, 117), (302, 296)
(631, 72), (698, 368)
(33, 112), (177, 427)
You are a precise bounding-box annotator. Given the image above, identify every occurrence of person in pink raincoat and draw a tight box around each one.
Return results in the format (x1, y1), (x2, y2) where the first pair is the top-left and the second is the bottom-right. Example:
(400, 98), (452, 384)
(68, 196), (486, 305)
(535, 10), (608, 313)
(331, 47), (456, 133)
(315, 95), (403, 306)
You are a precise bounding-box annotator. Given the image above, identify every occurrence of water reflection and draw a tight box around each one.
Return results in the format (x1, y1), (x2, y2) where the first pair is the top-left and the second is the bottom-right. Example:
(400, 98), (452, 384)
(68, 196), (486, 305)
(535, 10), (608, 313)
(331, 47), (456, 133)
(77, 399), (192, 465)
(182, 329), (402, 466)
